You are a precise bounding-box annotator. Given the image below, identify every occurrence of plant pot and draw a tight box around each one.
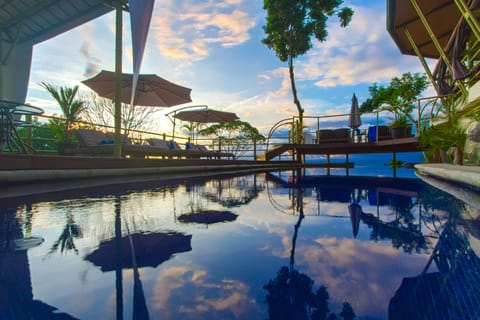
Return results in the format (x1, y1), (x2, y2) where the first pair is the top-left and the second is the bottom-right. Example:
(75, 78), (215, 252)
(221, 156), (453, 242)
(391, 126), (409, 139)
(57, 143), (76, 155)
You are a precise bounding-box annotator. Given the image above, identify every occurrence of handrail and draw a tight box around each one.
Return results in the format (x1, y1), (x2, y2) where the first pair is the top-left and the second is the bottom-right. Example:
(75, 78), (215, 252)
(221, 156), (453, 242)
(265, 117), (294, 152)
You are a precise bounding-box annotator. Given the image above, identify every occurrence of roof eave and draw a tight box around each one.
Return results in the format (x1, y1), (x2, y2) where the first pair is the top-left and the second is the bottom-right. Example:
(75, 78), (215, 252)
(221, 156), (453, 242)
(386, 0), (416, 57)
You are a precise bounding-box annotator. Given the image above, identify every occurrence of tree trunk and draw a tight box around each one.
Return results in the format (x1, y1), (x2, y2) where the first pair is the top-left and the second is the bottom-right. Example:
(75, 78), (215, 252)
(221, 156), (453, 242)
(288, 56), (304, 144)
(454, 146), (464, 165)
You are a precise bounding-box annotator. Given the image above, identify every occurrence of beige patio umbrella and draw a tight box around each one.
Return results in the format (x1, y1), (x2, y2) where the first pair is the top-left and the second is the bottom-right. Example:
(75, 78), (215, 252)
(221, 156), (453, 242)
(169, 105), (239, 139)
(82, 70), (192, 107)
(82, 70), (192, 156)
(173, 107), (238, 123)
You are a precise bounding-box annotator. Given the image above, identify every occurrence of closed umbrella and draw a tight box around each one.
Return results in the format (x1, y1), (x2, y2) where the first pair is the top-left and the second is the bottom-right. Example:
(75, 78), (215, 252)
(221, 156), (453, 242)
(348, 93), (361, 130)
(348, 93), (362, 142)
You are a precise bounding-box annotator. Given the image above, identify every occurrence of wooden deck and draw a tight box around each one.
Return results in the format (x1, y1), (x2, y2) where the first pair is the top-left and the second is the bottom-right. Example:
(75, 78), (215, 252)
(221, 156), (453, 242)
(264, 137), (421, 161)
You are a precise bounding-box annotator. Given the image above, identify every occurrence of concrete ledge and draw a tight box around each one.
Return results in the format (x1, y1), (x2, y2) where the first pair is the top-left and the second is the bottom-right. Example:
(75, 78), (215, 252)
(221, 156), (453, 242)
(0, 163), (295, 183)
(415, 163), (480, 189)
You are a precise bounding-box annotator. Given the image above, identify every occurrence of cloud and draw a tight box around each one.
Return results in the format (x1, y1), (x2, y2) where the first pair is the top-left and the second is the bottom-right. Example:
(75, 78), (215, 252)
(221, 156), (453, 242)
(295, 237), (429, 317)
(149, 0), (256, 63)
(296, 5), (423, 87)
(224, 3), (429, 130)
(151, 265), (260, 318)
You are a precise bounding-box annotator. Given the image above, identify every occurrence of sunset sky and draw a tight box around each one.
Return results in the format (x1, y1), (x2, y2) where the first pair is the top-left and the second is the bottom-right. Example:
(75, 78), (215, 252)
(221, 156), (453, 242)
(26, 0), (434, 134)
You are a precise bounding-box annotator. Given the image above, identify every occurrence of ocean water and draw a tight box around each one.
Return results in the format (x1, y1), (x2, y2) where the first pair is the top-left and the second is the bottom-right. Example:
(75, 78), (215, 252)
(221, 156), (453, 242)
(306, 152), (424, 178)
(1, 160), (479, 320)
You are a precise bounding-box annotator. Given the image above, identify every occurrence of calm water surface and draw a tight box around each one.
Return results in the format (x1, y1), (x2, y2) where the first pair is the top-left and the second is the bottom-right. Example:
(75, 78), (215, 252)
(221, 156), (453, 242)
(1, 163), (479, 319)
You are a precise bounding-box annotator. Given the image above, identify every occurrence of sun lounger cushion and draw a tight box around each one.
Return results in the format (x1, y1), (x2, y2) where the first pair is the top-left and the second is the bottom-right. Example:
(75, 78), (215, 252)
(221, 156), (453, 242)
(105, 132), (133, 144)
(187, 143), (210, 152)
(75, 129), (108, 147)
(168, 140), (182, 150)
(148, 138), (170, 150)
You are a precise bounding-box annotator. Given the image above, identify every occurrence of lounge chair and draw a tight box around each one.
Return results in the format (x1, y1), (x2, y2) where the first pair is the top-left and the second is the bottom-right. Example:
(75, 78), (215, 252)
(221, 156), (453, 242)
(148, 138), (234, 159)
(64, 129), (176, 158)
(315, 128), (352, 144)
(105, 132), (133, 144)
(187, 142), (235, 159)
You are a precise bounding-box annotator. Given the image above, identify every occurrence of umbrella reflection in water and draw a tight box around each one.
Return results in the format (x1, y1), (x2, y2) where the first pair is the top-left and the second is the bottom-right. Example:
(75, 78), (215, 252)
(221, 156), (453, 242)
(84, 195), (192, 319)
(177, 210), (238, 226)
(85, 232), (192, 272)
(348, 203), (362, 239)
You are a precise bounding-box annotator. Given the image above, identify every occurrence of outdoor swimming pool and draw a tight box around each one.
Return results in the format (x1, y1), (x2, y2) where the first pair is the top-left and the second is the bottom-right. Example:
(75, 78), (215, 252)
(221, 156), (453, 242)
(1, 165), (479, 319)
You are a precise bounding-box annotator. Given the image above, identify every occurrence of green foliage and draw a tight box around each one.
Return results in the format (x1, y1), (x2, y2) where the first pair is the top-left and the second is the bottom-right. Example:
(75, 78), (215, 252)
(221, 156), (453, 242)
(262, 0), (353, 62)
(360, 72), (428, 131)
(17, 120), (57, 152)
(181, 121), (203, 141)
(389, 114), (409, 128)
(48, 117), (77, 144)
(198, 120), (266, 158)
(419, 95), (469, 164)
(456, 95), (480, 121)
(385, 159), (404, 168)
(262, 0), (353, 143)
(41, 82), (85, 143)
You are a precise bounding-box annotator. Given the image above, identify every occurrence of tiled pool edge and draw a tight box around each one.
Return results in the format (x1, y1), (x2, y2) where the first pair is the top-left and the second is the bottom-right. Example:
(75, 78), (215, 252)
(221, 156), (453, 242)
(415, 163), (480, 190)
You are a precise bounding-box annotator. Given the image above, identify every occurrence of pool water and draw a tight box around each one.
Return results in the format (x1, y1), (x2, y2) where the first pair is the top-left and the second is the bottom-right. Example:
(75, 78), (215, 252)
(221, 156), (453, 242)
(0, 169), (479, 319)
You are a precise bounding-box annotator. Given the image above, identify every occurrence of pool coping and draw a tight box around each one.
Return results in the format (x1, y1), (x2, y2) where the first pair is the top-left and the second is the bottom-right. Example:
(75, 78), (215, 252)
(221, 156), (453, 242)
(414, 163), (480, 190)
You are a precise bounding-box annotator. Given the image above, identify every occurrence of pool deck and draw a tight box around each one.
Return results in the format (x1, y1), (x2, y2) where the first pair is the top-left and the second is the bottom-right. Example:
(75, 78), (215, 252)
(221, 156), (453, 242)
(0, 154), (302, 183)
(1, 154), (479, 193)
(265, 137), (421, 161)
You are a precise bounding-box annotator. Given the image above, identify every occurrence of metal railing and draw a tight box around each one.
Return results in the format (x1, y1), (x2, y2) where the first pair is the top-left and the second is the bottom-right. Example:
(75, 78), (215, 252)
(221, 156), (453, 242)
(265, 95), (445, 153)
(8, 113), (271, 160)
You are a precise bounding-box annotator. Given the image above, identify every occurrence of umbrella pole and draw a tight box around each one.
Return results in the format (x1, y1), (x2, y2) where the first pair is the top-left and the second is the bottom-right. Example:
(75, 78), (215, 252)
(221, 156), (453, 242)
(114, 1), (123, 158)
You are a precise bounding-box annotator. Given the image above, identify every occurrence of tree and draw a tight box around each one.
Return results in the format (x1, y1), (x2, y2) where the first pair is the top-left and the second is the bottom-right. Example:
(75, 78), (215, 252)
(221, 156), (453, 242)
(17, 120), (57, 152)
(181, 121), (203, 142)
(264, 188), (356, 320)
(360, 72), (429, 132)
(262, 0), (353, 143)
(41, 82), (85, 144)
(79, 91), (159, 137)
(198, 120), (266, 159)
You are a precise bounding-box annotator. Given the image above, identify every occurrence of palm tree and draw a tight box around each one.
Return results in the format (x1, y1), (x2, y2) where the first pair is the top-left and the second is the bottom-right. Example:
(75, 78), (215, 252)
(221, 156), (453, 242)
(181, 121), (201, 142)
(41, 82), (85, 144)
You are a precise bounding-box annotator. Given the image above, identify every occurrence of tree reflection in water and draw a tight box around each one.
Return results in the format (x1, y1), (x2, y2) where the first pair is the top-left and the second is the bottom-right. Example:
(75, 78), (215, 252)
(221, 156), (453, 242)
(47, 211), (82, 256)
(264, 188), (356, 320)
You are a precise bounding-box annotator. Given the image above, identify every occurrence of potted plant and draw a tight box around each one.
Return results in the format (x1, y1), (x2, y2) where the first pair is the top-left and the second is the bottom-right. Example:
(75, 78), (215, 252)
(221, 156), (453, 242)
(47, 117), (77, 154)
(389, 115), (411, 139)
(417, 94), (480, 165)
(41, 83), (85, 154)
